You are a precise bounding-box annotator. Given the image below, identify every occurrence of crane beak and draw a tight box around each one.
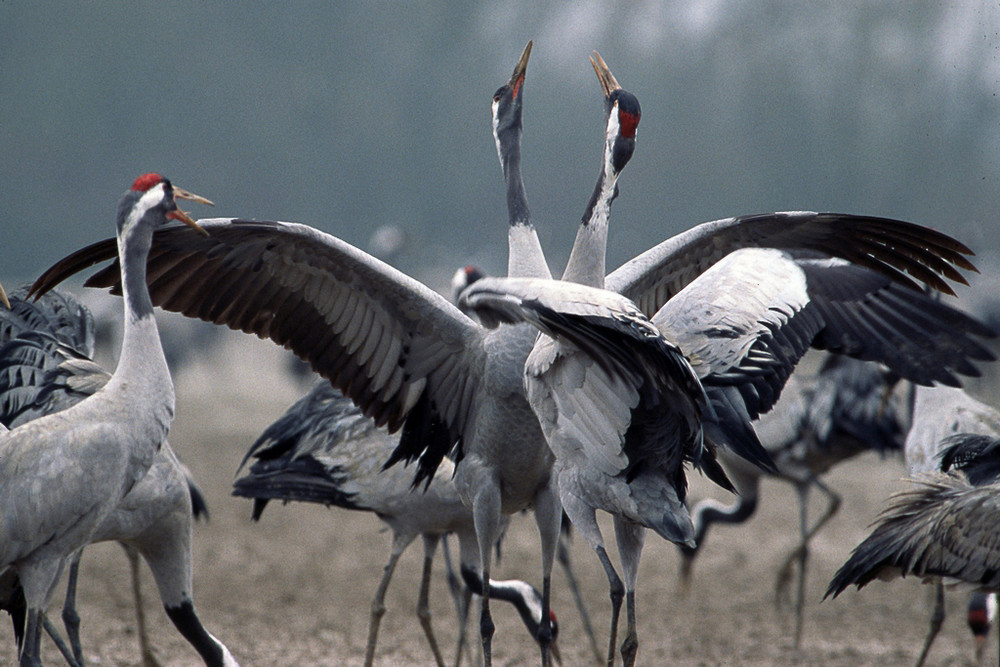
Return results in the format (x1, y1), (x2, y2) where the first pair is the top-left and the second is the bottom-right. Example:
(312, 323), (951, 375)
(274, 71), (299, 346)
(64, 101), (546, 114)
(0, 281), (8, 309)
(508, 40), (533, 91)
(169, 187), (213, 236)
(549, 640), (562, 666)
(590, 51), (622, 97)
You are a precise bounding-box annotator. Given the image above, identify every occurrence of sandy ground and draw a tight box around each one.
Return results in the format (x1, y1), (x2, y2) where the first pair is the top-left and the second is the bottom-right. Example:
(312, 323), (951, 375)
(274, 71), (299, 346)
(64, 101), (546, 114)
(2, 331), (996, 667)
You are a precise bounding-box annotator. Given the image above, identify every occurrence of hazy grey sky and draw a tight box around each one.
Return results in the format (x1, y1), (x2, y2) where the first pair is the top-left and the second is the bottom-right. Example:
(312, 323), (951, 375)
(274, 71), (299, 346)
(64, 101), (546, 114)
(3, 2), (999, 296)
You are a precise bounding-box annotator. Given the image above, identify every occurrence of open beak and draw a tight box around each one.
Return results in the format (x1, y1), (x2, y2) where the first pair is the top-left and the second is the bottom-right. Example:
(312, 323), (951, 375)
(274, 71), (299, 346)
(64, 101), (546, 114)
(508, 40), (533, 91)
(0, 281), (8, 309)
(590, 51), (622, 97)
(169, 186), (213, 236)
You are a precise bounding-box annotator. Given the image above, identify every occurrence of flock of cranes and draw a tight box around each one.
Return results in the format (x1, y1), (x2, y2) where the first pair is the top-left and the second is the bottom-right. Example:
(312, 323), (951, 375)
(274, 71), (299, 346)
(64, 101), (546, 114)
(2, 41), (1000, 667)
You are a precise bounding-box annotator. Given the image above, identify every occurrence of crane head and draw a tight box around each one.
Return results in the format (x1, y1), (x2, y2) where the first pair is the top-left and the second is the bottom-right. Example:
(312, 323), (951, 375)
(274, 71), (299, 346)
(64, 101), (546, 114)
(121, 173), (213, 237)
(491, 41), (532, 163)
(591, 52), (641, 178)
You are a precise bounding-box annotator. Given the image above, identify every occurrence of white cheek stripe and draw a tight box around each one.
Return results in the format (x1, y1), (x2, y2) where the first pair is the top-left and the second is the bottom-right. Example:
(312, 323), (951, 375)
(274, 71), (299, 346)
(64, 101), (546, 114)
(123, 183), (167, 236)
(491, 99), (503, 163)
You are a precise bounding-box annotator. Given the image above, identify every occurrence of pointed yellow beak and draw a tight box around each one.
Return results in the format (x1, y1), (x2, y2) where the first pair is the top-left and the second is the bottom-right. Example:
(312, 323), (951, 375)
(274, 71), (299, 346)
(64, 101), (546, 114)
(590, 51), (622, 97)
(0, 281), (9, 309)
(168, 186), (214, 236)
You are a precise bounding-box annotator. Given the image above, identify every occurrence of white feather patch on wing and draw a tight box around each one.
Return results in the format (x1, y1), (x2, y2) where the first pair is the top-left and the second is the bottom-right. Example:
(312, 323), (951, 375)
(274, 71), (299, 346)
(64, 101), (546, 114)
(653, 247), (809, 377)
(526, 339), (639, 478)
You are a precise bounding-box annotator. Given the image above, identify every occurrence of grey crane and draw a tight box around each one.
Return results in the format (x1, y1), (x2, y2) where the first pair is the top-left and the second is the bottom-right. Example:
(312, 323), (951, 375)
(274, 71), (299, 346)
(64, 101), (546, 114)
(0, 287), (235, 667)
(25, 54), (996, 667)
(233, 379), (560, 667)
(894, 385), (1000, 666)
(678, 354), (906, 647)
(507, 53), (681, 667)
(458, 274), (736, 667)
(826, 432), (1000, 665)
(0, 174), (210, 667)
(503, 52), (992, 667)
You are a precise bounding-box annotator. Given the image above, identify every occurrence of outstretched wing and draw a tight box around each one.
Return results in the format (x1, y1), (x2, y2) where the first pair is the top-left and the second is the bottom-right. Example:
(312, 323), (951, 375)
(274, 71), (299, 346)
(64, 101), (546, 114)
(31, 219), (489, 485)
(606, 212), (977, 317)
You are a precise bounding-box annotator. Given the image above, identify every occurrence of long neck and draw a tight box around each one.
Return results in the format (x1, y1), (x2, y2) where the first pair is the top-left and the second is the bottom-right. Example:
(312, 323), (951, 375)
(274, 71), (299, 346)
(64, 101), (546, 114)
(165, 601), (240, 667)
(497, 122), (550, 279)
(111, 220), (174, 449)
(562, 162), (617, 287)
(461, 564), (543, 636)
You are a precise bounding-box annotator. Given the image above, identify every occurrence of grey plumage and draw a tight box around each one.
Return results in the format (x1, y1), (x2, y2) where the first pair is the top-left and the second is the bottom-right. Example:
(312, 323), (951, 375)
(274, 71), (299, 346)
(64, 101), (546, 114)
(825, 464), (1000, 593)
(827, 420), (1000, 666)
(234, 379), (559, 667)
(0, 175), (218, 667)
(0, 290), (231, 667)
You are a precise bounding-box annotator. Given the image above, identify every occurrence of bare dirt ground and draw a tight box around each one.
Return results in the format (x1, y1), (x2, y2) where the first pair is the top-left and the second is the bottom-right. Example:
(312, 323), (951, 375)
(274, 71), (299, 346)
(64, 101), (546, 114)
(2, 331), (995, 667)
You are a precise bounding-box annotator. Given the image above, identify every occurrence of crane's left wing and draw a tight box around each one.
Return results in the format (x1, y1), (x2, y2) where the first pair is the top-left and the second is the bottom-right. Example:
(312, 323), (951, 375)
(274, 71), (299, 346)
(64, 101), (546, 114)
(606, 212), (977, 317)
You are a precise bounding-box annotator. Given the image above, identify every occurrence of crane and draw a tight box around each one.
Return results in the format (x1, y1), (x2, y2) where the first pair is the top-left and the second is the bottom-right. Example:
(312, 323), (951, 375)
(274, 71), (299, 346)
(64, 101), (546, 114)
(0, 287), (235, 667)
(26, 54), (996, 667)
(487, 52), (993, 667)
(0, 174), (211, 667)
(233, 379), (560, 667)
(503, 52), (685, 667)
(678, 354), (906, 647)
(895, 385), (1000, 666)
(825, 432), (1000, 665)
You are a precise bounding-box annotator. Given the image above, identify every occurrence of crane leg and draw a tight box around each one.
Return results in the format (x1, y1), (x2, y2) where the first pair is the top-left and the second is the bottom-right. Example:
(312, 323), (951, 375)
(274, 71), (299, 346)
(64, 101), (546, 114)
(442, 536), (473, 667)
(613, 518), (643, 667)
(452, 586), (473, 667)
(364, 533), (411, 667)
(557, 533), (602, 664)
(441, 535), (466, 626)
(41, 614), (82, 667)
(416, 535), (447, 667)
(20, 608), (42, 667)
(595, 545), (624, 667)
(775, 477), (841, 649)
(915, 581), (945, 667)
(60, 553), (84, 666)
(470, 482), (502, 667)
(534, 483), (562, 667)
(122, 544), (163, 667)
(620, 591), (638, 667)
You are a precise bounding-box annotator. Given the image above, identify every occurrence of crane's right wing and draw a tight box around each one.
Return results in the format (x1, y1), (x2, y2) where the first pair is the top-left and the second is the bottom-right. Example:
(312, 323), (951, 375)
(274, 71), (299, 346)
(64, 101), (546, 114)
(30, 219), (487, 488)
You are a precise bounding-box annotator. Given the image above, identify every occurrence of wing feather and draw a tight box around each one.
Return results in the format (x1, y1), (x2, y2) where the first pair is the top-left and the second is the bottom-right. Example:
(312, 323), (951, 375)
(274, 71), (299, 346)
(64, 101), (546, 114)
(29, 219), (486, 473)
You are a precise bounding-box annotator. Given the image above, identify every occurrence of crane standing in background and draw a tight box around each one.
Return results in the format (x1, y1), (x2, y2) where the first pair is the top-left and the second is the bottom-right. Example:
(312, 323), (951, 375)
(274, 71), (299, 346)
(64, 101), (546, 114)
(679, 354), (906, 647)
(826, 432), (1000, 666)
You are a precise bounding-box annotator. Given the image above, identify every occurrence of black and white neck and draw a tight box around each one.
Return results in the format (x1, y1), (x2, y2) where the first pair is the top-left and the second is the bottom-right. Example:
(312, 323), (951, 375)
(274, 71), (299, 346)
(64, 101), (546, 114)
(492, 41), (550, 279)
(562, 52), (640, 288)
(460, 564), (557, 643)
